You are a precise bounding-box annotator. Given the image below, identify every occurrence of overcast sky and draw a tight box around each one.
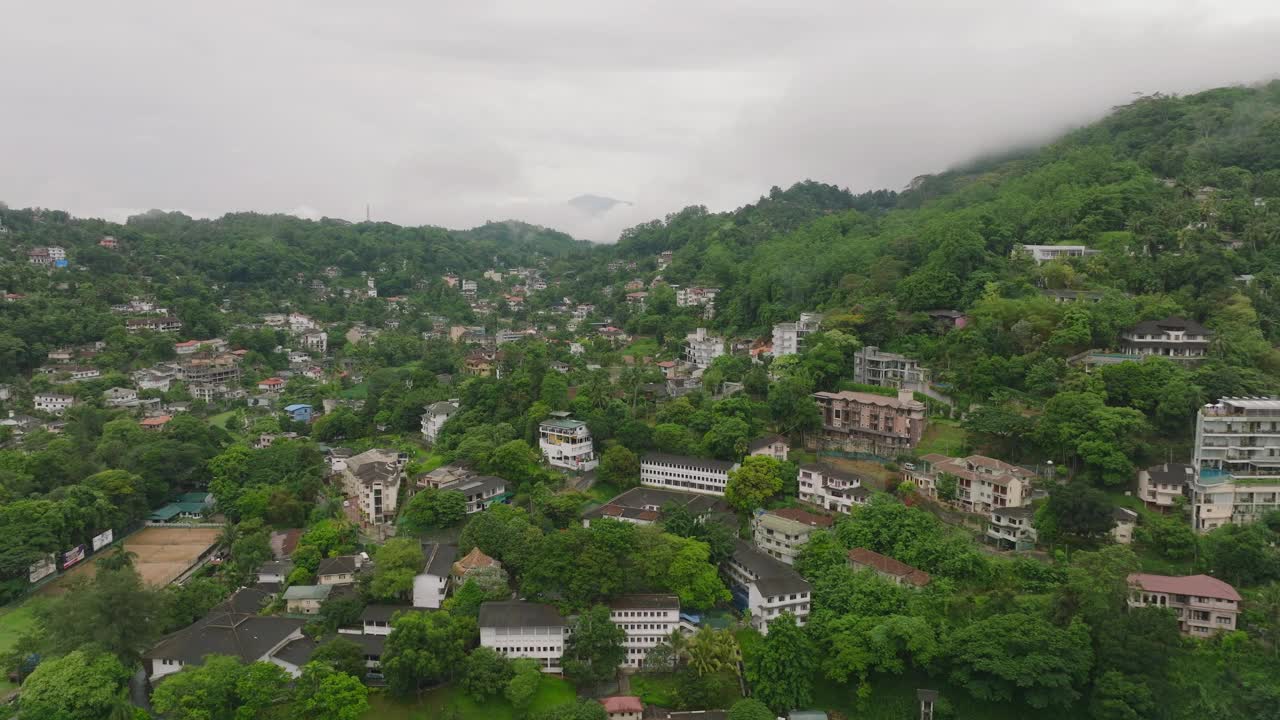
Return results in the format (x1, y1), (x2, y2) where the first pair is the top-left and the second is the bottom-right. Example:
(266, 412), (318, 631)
(2, 1), (1280, 243)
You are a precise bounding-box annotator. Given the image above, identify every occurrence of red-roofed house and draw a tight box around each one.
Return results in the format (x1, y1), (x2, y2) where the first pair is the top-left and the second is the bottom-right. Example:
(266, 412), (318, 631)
(848, 548), (931, 588)
(599, 696), (643, 720)
(257, 377), (285, 391)
(1128, 573), (1241, 636)
(140, 415), (173, 432)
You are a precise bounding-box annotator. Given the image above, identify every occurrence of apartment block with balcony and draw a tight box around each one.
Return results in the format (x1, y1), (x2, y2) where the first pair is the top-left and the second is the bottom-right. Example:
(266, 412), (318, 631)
(1192, 397), (1280, 531)
(770, 312), (822, 357)
(1137, 463), (1196, 512)
(906, 453), (1035, 513)
(1127, 573), (1241, 637)
(852, 346), (928, 390)
(684, 328), (725, 369)
(812, 389), (926, 456)
(751, 508), (833, 565)
(538, 414), (599, 471)
(338, 448), (407, 528)
(797, 464), (872, 514)
(1119, 317), (1212, 362)
(986, 506), (1037, 550)
(724, 540), (811, 635)
(609, 595), (680, 669)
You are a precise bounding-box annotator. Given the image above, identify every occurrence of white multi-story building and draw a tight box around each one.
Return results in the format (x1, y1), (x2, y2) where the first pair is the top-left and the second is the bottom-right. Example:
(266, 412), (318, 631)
(34, 393), (75, 415)
(724, 540), (811, 635)
(1014, 244), (1101, 263)
(1137, 463), (1196, 512)
(479, 601), (568, 673)
(640, 453), (738, 496)
(609, 595), (680, 669)
(412, 543), (456, 609)
(288, 313), (317, 332)
(752, 508), (832, 565)
(770, 312), (822, 357)
(420, 400), (460, 444)
(852, 346), (928, 390)
(675, 286), (719, 315)
(437, 475), (508, 514)
(1192, 397), (1280, 531)
(1119, 317), (1212, 362)
(539, 414), (598, 471)
(797, 464), (871, 514)
(906, 454), (1035, 513)
(986, 506), (1038, 550)
(337, 449), (407, 528)
(301, 331), (328, 353)
(684, 328), (724, 369)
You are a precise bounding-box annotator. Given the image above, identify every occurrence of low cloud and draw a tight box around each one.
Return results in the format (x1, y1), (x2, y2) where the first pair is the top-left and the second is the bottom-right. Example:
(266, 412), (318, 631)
(2, 1), (1279, 242)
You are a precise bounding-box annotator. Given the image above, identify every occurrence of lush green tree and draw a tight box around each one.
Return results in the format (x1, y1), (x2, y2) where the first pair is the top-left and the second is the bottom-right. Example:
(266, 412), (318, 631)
(505, 658), (543, 717)
(702, 416), (751, 460)
(383, 610), (477, 696)
(946, 613), (1092, 709)
(400, 488), (467, 533)
(293, 662), (370, 720)
(820, 614), (940, 700)
(1035, 482), (1116, 549)
(34, 564), (160, 664)
(310, 637), (368, 679)
(728, 698), (775, 720)
(19, 650), (130, 720)
(598, 445), (640, 489)
(562, 604), (627, 688)
(370, 537), (426, 601)
(461, 647), (514, 701)
(744, 613), (815, 713)
(725, 456), (783, 513)
(1204, 523), (1280, 586)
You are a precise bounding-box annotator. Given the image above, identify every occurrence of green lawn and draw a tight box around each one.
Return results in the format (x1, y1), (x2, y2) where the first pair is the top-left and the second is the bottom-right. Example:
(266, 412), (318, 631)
(0, 600), (41, 655)
(207, 411), (236, 429)
(620, 337), (660, 359)
(915, 419), (968, 457)
(362, 677), (575, 720)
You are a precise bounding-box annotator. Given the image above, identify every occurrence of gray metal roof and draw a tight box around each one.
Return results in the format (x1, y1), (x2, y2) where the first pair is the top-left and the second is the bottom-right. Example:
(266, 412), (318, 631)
(478, 601), (565, 629)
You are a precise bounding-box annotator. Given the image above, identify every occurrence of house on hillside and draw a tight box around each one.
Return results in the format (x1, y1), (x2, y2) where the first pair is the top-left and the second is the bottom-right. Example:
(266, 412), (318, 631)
(1127, 573), (1240, 636)
(812, 390), (926, 456)
(479, 601), (568, 673)
(1119, 317), (1212, 362)
(848, 548), (931, 588)
(145, 588), (305, 682)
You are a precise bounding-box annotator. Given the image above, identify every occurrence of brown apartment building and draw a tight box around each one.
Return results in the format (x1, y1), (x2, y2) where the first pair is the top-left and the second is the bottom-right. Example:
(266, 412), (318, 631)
(812, 389), (926, 456)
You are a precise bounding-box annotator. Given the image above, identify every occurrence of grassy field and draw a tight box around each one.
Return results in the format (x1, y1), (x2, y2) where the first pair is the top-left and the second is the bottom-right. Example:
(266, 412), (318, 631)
(632, 671), (741, 709)
(362, 677), (575, 720)
(0, 601), (40, 655)
(915, 419), (968, 457)
(207, 410), (237, 429)
(620, 337), (661, 359)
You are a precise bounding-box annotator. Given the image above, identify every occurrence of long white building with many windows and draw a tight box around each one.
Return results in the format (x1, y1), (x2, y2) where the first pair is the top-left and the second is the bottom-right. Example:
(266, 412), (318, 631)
(479, 601), (568, 673)
(640, 453), (739, 496)
(609, 595), (680, 669)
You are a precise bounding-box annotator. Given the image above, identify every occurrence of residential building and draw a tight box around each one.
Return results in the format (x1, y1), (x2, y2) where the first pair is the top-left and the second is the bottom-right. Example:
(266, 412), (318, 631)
(770, 312), (822, 357)
(848, 548), (931, 588)
(657, 251), (673, 270)
(180, 355), (242, 386)
(609, 595), (680, 669)
(301, 331), (328, 353)
(752, 508), (833, 565)
(1119, 317), (1212, 361)
(625, 291), (648, 309)
(684, 328), (724, 369)
(1014, 244), (1101, 263)
(852, 346), (927, 390)
(256, 560), (294, 587)
(284, 403), (313, 423)
(337, 449), (407, 527)
(144, 588), (304, 681)
(1192, 397), (1280, 531)
(125, 316), (183, 333)
(582, 486), (733, 527)
(1040, 289), (1106, 303)
(600, 696), (645, 720)
(33, 393), (75, 415)
(1127, 573), (1241, 637)
(640, 453), (738, 496)
(317, 555), (365, 585)
(452, 547), (502, 583)
(283, 584), (332, 614)
(140, 415), (172, 432)
(812, 389), (926, 456)
(906, 454), (1035, 512)
(103, 387), (139, 407)
(748, 434), (789, 461)
(27, 247), (52, 266)
(1138, 463), (1195, 511)
(674, 286), (719, 310)
(437, 475), (508, 514)
(257, 377), (285, 392)
(539, 414), (599, 471)
(479, 601), (568, 673)
(360, 605), (404, 636)
(797, 464), (871, 514)
(724, 540), (811, 635)
(413, 543), (457, 609)
(986, 506), (1037, 550)
(421, 400), (460, 443)
(1113, 507), (1138, 544)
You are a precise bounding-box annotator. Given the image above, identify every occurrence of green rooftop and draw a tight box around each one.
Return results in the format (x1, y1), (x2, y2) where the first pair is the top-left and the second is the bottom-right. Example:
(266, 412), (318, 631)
(283, 585), (333, 601)
(541, 418), (587, 430)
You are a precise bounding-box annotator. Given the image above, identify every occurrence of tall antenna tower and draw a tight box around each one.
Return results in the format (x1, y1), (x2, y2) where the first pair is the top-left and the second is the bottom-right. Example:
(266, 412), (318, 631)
(365, 204), (370, 222)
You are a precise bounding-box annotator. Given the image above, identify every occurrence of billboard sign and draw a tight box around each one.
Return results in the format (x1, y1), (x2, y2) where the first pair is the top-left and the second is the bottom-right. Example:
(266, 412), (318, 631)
(28, 554), (56, 584)
(91, 529), (113, 552)
(62, 545), (85, 570)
